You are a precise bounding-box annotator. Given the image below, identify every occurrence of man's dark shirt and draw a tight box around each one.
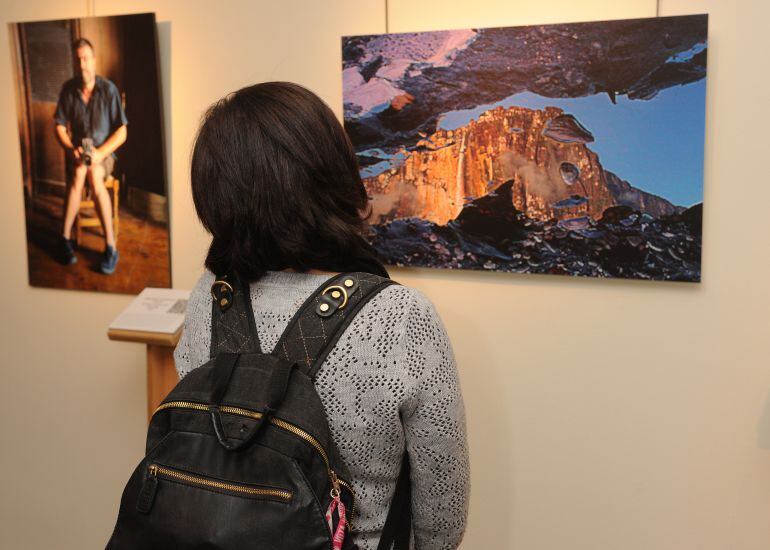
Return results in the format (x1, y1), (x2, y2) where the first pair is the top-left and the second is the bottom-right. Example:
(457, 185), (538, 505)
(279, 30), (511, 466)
(54, 75), (128, 154)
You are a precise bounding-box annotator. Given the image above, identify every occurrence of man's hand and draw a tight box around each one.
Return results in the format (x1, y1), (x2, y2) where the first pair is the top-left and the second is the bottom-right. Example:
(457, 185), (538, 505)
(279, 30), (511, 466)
(90, 147), (105, 164)
(72, 146), (84, 165)
(95, 125), (127, 161)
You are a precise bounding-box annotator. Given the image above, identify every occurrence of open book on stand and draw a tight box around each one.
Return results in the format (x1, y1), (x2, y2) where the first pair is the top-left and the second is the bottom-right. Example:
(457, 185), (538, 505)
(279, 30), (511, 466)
(108, 287), (190, 346)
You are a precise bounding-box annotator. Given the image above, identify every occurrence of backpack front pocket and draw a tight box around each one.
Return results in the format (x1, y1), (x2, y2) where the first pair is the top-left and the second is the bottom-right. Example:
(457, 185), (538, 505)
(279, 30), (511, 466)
(108, 430), (333, 550)
(137, 462), (292, 513)
(155, 400), (357, 525)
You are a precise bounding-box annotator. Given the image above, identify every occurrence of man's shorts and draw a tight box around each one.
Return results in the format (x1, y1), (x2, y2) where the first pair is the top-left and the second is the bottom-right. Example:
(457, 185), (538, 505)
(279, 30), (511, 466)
(67, 152), (115, 181)
(92, 154), (115, 179)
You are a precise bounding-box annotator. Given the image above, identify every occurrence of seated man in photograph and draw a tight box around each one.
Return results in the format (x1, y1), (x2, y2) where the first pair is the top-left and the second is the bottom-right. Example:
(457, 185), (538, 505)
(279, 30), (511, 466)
(54, 37), (127, 275)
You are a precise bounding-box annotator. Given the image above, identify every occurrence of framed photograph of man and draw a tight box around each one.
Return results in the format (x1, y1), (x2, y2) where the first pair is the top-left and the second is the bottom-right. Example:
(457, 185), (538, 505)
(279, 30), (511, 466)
(9, 12), (170, 294)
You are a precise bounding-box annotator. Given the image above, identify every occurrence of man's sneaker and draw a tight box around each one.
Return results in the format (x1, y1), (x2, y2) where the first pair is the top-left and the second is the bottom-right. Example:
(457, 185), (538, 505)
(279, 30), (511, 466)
(100, 245), (119, 275)
(60, 236), (77, 265)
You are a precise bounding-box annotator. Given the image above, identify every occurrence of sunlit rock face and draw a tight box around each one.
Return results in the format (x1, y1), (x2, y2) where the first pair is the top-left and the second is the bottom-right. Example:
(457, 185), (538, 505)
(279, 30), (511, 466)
(363, 105), (679, 225)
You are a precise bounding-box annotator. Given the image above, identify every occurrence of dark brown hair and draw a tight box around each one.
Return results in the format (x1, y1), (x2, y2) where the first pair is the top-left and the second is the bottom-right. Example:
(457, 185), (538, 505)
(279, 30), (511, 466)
(190, 81), (376, 281)
(72, 37), (94, 54)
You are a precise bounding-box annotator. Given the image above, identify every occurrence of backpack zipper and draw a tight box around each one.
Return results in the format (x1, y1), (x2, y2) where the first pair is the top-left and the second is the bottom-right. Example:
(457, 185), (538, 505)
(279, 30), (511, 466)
(153, 400), (357, 526)
(136, 461), (292, 514)
(148, 463), (292, 500)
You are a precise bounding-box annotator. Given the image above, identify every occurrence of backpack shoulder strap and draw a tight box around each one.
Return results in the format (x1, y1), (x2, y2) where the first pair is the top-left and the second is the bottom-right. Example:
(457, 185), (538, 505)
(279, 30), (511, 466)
(377, 452), (412, 550)
(274, 270), (412, 547)
(272, 271), (399, 378)
(209, 273), (263, 358)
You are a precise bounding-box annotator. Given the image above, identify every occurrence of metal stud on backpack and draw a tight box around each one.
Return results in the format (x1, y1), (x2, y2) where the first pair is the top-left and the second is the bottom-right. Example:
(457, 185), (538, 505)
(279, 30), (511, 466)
(105, 271), (411, 549)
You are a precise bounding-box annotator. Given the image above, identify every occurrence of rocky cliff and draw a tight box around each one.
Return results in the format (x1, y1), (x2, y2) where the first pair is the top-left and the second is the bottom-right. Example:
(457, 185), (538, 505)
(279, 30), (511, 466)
(604, 170), (684, 217)
(363, 105), (680, 225)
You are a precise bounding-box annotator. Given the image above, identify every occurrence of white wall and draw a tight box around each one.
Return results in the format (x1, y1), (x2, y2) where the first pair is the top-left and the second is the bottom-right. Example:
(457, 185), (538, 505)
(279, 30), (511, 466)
(0, 0), (768, 548)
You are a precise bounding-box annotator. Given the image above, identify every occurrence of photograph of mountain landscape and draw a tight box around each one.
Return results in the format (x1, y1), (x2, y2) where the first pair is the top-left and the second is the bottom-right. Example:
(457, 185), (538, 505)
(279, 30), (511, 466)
(342, 14), (708, 282)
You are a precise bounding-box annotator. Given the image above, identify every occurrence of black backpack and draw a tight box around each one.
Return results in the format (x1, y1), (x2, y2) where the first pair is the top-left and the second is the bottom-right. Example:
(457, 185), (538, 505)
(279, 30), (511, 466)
(106, 271), (412, 550)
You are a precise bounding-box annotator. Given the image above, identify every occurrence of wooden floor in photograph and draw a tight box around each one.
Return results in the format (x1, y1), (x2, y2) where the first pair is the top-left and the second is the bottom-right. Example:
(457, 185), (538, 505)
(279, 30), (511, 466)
(25, 192), (171, 294)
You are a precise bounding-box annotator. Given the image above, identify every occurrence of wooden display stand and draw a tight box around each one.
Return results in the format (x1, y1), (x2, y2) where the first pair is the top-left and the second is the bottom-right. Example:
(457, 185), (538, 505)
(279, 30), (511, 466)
(107, 327), (182, 422)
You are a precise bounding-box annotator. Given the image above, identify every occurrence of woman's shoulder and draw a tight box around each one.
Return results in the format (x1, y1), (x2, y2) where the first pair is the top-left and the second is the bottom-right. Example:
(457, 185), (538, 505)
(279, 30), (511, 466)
(190, 270), (431, 302)
(180, 270), (218, 329)
(186, 270), (443, 329)
(375, 279), (437, 316)
(189, 269), (217, 297)
(366, 279), (449, 345)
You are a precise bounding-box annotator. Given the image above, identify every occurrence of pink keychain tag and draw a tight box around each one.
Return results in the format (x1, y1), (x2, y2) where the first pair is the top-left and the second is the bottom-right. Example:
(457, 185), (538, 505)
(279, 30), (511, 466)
(325, 494), (347, 549)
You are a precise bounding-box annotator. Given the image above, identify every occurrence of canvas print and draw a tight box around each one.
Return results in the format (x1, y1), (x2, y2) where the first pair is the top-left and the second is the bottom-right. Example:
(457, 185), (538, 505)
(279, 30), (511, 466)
(342, 14), (708, 282)
(9, 12), (170, 293)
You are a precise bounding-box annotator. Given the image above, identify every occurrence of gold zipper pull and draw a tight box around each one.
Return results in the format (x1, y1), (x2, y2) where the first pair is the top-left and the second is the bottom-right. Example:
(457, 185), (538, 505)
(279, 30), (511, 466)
(149, 464), (158, 477)
(329, 469), (341, 499)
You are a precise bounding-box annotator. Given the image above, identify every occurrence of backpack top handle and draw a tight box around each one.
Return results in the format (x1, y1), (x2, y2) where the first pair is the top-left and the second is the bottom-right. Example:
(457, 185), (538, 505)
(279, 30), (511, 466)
(207, 351), (299, 452)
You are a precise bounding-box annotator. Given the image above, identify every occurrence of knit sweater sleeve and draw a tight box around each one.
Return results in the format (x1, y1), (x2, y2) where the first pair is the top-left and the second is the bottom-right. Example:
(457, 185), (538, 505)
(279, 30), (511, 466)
(400, 290), (470, 549)
(173, 271), (216, 378)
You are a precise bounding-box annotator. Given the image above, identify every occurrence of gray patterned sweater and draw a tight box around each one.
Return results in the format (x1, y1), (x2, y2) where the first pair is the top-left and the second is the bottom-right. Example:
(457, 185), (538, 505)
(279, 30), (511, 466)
(173, 269), (470, 549)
